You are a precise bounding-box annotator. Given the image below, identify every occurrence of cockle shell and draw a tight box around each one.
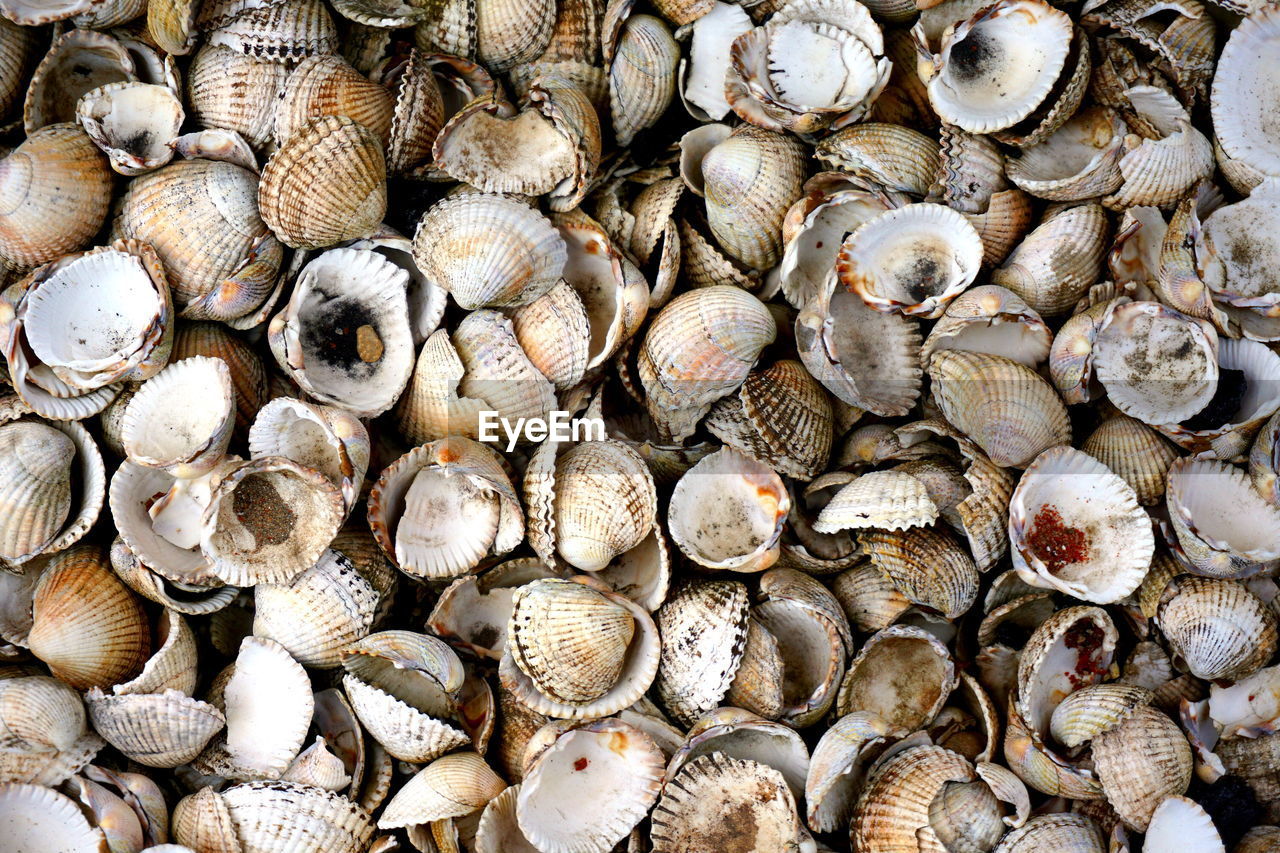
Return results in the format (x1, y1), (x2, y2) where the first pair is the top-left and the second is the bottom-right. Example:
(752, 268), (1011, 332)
(990, 202), (1109, 318)
(1157, 577), (1277, 682)
(1209, 4), (1280, 185)
(187, 44), (290, 151)
(654, 579), (750, 726)
(1166, 457), (1280, 578)
(275, 53), (394, 147)
(122, 357), (235, 477)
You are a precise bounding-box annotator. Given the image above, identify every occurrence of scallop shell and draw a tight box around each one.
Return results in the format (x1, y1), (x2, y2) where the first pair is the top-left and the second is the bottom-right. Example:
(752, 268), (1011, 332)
(187, 44), (290, 151)
(85, 688), (226, 768)
(861, 525), (979, 619)
(207, 0), (339, 64)
(928, 349), (1072, 468)
(1081, 415), (1177, 505)
(1167, 457), (1280, 579)
(815, 470), (939, 533)
(654, 579), (751, 726)
(377, 752), (504, 829)
(1006, 106), (1126, 201)
(24, 29), (135, 134)
(1091, 705), (1192, 831)
(0, 675), (84, 752)
(610, 15), (680, 146)
(0, 422), (73, 564)
(805, 712), (892, 833)
(259, 116), (386, 250)
(993, 814), (1106, 852)
(412, 192), (567, 310)
(1209, 4), (1280, 184)
(76, 82), (183, 176)
(248, 397), (370, 517)
(0, 783), (108, 852)
(852, 744), (976, 853)
(1145, 796), (1225, 853)
(276, 54), (394, 148)
(990, 202), (1109, 318)
(217, 780), (375, 853)
(837, 625), (956, 736)
(1103, 87), (1214, 210)
(815, 123), (940, 197)
(431, 95), (576, 196)
(1157, 577), (1277, 682)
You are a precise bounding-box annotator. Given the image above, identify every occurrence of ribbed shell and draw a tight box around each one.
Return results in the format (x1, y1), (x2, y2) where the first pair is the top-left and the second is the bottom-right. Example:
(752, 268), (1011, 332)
(27, 545), (150, 690)
(0, 124), (112, 268)
(836, 625), (956, 734)
(1157, 577), (1277, 682)
(991, 203), (1109, 318)
(122, 356), (235, 477)
(259, 116), (386, 249)
(85, 688), (225, 768)
(275, 54), (395, 146)
(1081, 415), (1177, 506)
(549, 440), (656, 571)
(1210, 4), (1280, 182)
(341, 674), (470, 763)
(1091, 705), (1192, 831)
(386, 48), (445, 175)
(610, 15), (679, 147)
(0, 422), (73, 563)
(0, 783), (108, 852)
(511, 281), (591, 390)
(852, 745), (975, 853)
(935, 123), (1007, 213)
(861, 525), (978, 620)
(1167, 458), (1280, 578)
(475, 0), (554, 71)
(0, 675), (84, 752)
(378, 752), (505, 829)
(815, 470), (939, 533)
(187, 45), (290, 151)
(831, 561), (911, 633)
(412, 192), (567, 310)
(702, 125), (807, 269)
(993, 814), (1106, 853)
(207, 0), (339, 64)
(654, 579), (751, 726)
(1048, 683), (1152, 748)
(928, 350), (1072, 468)
(816, 123), (941, 196)
(432, 99), (576, 195)
(115, 159), (274, 311)
(220, 781), (375, 853)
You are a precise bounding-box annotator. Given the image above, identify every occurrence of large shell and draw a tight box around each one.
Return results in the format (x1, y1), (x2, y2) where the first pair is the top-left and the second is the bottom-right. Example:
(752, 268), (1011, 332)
(259, 116), (386, 249)
(275, 54), (394, 147)
(852, 744), (976, 852)
(1009, 446), (1153, 603)
(0, 422), (74, 563)
(610, 15), (679, 146)
(861, 525), (980, 618)
(187, 44), (290, 151)
(928, 349), (1072, 468)
(377, 751), (504, 829)
(0, 783), (109, 852)
(1209, 5), (1280, 185)
(1081, 415), (1178, 506)
(1005, 106), (1126, 201)
(1091, 705), (1192, 831)
(837, 625), (956, 735)
(267, 248), (414, 418)
(0, 124), (112, 269)
(85, 688), (225, 768)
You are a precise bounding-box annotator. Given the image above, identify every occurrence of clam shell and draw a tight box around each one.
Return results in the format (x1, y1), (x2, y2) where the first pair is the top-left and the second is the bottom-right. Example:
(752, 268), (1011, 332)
(0, 422), (73, 563)
(654, 579), (750, 726)
(248, 397), (370, 516)
(991, 202), (1109, 317)
(815, 470), (939, 533)
(1017, 605), (1119, 737)
(651, 753), (807, 853)
(109, 461), (224, 588)
(0, 675), (84, 752)
(201, 455), (345, 587)
(24, 29), (135, 134)
(219, 780), (375, 853)
(207, 0), (339, 64)
(187, 44), (290, 151)
(378, 752), (504, 829)
(933, 123), (1007, 214)
(837, 625), (956, 735)
(384, 48), (445, 176)
(778, 183), (896, 310)
(1166, 457), (1280, 578)
(283, 737), (352, 791)
(411, 192), (567, 310)
(1092, 705), (1192, 831)
(1145, 796), (1225, 853)
(431, 95), (576, 196)
(1008, 445), (1154, 604)
(518, 719), (663, 852)
(928, 349), (1072, 468)
(610, 15), (680, 146)
(452, 308), (558, 431)
(428, 560), (557, 660)
(1081, 415), (1177, 505)
(669, 447), (789, 573)
(1048, 683), (1154, 748)
(831, 560), (911, 633)
(276, 54), (394, 148)
(123, 357), (235, 477)
(28, 544), (150, 690)
(815, 122), (940, 197)
(216, 636), (314, 780)
(267, 247), (414, 418)
(0, 783), (108, 852)
(993, 814), (1106, 852)
(342, 671), (470, 763)
(77, 81), (184, 176)
(1251, 409), (1280, 507)
(1211, 4), (1280, 183)
(393, 328), (490, 443)
(1005, 106), (1126, 201)
(852, 744), (975, 853)
(1157, 577), (1277, 682)
(861, 525), (979, 618)
(1103, 87), (1214, 210)
(85, 688), (226, 768)
(837, 202), (983, 318)
(806, 712), (892, 834)
(0, 123), (111, 268)
(680, 4), (753, 121)
(920, 284), (1052, 370)
(476, 785), (538, 853)
(259, 116), (386, 249)
(114, 608), (199, 696)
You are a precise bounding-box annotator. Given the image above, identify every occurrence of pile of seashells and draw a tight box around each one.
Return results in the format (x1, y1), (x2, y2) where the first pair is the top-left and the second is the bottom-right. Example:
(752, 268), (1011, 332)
(1, 0), (1280, 850)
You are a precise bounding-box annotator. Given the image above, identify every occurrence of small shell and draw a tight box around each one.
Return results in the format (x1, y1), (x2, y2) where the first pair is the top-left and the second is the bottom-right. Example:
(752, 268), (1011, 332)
(921, 284), (1052, 370)
(1091, 705), (1192, 831)
(0, 675), (84, 752)
(837, 625), (956, 735)
(85, 688), (225, 768)
(1157, 577), (1277, 682)
(217, 780), (375, 853)
(852, 744), (976, 852)
(0, 422), (74, 564)
(259, 116), (387, 250)
(610, 15), (680, 146)
(377, 752), (504, 829)
(991, 202), (1109, 318)
(1006, 106), (1127, 201)
(275, 54), (394, 147)
(815, 470), (939, 533)
(1008, 446), (1153, 604)
(411, 192), (567, 310)
(1103, 87), (1214, 210)
(0, 783), (108, 852)
(431, 95), (576, 196)
(517, 719), (663, 852)
(248, 397), (370, 517)
(668, 448), (790, 573)
(1048, 683), (1153, 748)
(1166, 457), (1280, 578)
(122, 357), (235, 477)
(24, 29), (135, 134)
(861, 525), (979, 618)
(1144, 796), (1225, 853)
(206, 0), (339, 64)
(679, 4), (753, 121)
(831, 561), (911, 633)
(837, 203), (983, 319)
(187, 45), (290, 151)
(654, 579), (751, 726)
(1017, 605), (1119, 737)
(928, 349), (1072, 468)
(267, 248), (414, 418)
(0, 124), (112, 269)
(200, 456), (345, 587)
(993, 814), (1106, 852)
(76, 82), (183, 176)
(806, 712), (892, 834)
(1081, 415), (1177, 506)
(816, 123), (941, 197)
(214, 636), (315, 781)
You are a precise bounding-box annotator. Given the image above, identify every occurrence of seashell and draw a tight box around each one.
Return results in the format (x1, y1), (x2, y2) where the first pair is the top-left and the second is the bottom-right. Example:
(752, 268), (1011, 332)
(744, 599), (846, 727)
(815, 470), (939, 533)
(24, 29), (135, 135)
(705, 360), (832, 480)
(836, 202), (983, 319)
(852, 744), (976, 852)
(187, 45), (290, 152)
(1166, 457), (1280, 579)
(85, 688), (226, 768)
(1081, 415), (1177, 505)
(725, 0), (891, 134)
(259, 116), (386, 249)
(344, 225), (447, 345)
(1237, 827), (1280, 853)
(381, 48), (445, 176)
(1005, 106), (1127, 201)
(0, 123), (112, 269)
(928, 349), (1072, 468)
(1017, 605), (1119, 738)
(276, 54), (394, 148)
(654, 579), (750, 726)
(1209, 664), (1280, 737)
(861, 525), (980, 618)
(1047, 683), (1153, 748)
(610, 14), (680, 146)
(701, 125), (807, 269)
(518, 719), (663, 851)
(428, 559), (557, 660)
(0, 675), (84, 752)
(832, 560), (911, 633)
(76, 81), (184, 177)
(1091, 704), (1192, 831)
(28, 544), (150, 690)
(201, 455), (345, 587)
(1157, 577), (1277, 682)
(1145, 796), (1225, 853)
(367, 437), (523, 579)
(0, 422), (74, 564)
(283, 737), (352, 791)
(451, 308), (558, 432)
(115, 159), (283, 323)
(1210, 4), (1280, 186)
(993, 814), (1106, 852)
(815, 123), (941, 197)
(248, 397), (369, 518)
(217, 780), (375, 853)
(1008, 445), (1153, 604)
(990, 202), (1109, 317)
(111, 607), (199, 697)
(412, 192), (567, 310)
(1199, 180), (1280, 321)
(679, 3), (753, 121)
(207, 0), (339, 64)
(923, 0), (1074, 133)
(341, 630), (470, 763)
(921, 284), (1051, 371)
(431, 95), (576, 196)
(1252, 409), (1280, 507)
(122, 357), (235, 478)
(1103, 87), (1214, 210)
(476, 785), (538, 853)
(651, 753), (808, 853)
(932, 123), (1007, 214)
(267, 248), (414, 418)
(211, 636), (314, 781)
(806, 712), (892, 833)
(0, 783), (109, 852)
(668, 447), (789, 572)
(837, 625), (956, 735)
(254, 548), (380, 668)
(639, 285), (776, 441)
(378, 752), (504, 829)
(796, 270), (924, 417)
